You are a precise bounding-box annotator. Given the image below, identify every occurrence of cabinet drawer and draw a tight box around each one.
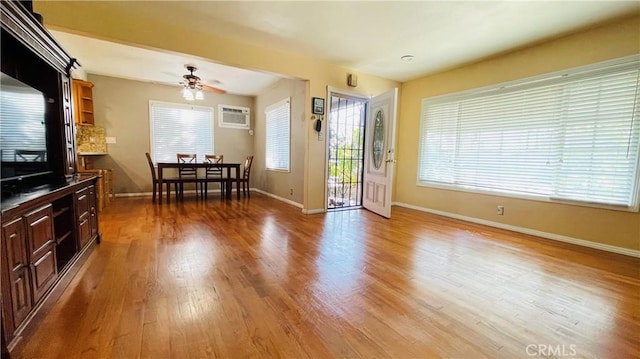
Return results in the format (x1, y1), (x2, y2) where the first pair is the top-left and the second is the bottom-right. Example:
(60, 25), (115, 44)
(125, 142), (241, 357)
(76, 185), (97, 249)
(25, 205), (54, 259)
(75, 188), (89, 217)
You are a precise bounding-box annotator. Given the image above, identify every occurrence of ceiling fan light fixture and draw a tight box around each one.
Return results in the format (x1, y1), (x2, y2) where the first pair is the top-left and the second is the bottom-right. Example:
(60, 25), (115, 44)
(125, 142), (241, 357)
(181, 65), (204, 101)
(183, 87), (195, 101)
(178, 64), (226, 99)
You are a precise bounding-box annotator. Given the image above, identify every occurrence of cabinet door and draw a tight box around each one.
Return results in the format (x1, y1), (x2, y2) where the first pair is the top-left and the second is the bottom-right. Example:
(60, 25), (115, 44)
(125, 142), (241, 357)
(30, 245), (57, 303)
(1, 218), (32, 331)
(25, 205), (57, 304)
(75, 187), (91, 249)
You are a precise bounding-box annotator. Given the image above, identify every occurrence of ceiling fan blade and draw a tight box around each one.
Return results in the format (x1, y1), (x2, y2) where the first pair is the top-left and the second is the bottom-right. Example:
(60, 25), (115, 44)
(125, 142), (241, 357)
(202, 84), (226, 94)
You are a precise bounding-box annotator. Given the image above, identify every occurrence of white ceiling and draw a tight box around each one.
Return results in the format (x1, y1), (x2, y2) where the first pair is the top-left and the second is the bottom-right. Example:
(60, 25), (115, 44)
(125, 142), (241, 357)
(49, 1), (639, 92)
(50, 30), (282, 96)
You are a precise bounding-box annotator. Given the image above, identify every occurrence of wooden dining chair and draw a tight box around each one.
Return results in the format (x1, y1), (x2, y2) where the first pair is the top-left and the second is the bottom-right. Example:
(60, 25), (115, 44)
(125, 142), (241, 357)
(176, 153), (199, 199)
(239, 155), (254, 196)
(202, 154), (225, 198)
(145, 152), (179, 202)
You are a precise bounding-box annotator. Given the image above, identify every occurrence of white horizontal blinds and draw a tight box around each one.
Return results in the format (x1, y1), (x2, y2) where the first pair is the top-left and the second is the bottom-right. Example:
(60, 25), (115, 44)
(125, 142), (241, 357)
(0, 87), (46, 161)
(265, 98), (290, 171)
(419, 101), (459, 185)
(150, 101), (213, 163)
(419, 57), (640, 208)
(555, 70), (640, 205)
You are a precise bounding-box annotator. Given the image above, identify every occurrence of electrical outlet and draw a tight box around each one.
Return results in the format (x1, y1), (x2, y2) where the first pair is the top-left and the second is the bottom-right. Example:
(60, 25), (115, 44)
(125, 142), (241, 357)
(497, 205), (504, 215)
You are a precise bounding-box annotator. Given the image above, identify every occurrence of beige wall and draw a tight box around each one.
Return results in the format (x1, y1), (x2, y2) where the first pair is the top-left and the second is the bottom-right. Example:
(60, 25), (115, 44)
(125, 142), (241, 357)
(87, 74), (254, 194)
(396, 16), (640, 251)
(35, 1), (400, 212)
(253, 79), (307, 204)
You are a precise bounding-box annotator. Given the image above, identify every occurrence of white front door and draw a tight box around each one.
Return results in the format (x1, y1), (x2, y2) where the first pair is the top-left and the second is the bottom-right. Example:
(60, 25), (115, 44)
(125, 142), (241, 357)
(363, 88), (398, 218)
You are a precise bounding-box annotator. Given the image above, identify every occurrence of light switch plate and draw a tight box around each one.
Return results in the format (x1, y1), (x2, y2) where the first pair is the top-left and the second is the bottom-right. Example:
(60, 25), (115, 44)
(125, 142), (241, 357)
(105, 136), (116, 144)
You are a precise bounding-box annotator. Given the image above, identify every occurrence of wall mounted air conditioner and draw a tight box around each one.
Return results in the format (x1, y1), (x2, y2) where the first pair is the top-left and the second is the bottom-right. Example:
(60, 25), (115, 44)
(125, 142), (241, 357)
(218, 105), (250, 129)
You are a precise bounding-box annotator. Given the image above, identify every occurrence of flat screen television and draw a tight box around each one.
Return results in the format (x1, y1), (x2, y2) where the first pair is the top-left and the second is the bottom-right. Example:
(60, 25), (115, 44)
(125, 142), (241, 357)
(0, 72), (52, 187)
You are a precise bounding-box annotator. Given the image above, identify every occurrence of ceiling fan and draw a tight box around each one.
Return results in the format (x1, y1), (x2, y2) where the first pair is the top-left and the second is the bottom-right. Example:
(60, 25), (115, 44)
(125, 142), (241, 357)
(180, 65), (226, 100)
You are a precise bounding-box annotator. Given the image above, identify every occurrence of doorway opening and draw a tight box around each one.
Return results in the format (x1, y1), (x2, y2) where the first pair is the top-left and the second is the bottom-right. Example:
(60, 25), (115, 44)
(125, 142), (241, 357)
(326, 92), (367, 210)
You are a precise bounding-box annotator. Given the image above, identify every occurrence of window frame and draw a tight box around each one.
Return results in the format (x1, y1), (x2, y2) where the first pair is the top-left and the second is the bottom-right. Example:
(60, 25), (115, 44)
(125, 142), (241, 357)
(148, 100), (215, 164)
(265, 97), (291, 172)
(416, 55), (640, 212)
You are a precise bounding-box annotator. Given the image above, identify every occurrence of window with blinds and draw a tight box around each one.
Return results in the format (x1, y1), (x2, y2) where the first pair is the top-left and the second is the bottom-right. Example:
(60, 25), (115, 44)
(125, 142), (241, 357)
(149, 101), (213, 163)
(265, 98), (291, 171)
(418, 56), (640, 210)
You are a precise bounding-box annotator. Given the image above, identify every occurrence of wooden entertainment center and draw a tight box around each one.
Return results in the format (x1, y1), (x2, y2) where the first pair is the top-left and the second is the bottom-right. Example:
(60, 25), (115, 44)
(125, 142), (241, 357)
(1, 1), (100, 356)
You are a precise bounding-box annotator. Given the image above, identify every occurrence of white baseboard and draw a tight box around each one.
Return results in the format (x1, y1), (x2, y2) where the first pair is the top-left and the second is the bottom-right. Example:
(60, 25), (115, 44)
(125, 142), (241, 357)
(393, 202), (640, 258)
(251, 188), (303, 209)
(250, 188), (324, 214)
(115, 192), (149, 197)
(118, 187), (325, 214)
(302, 208), (326, 214)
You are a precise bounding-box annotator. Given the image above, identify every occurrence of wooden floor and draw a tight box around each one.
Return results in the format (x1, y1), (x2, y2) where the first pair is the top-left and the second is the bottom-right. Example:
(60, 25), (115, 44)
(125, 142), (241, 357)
(11, 194), (640, 358)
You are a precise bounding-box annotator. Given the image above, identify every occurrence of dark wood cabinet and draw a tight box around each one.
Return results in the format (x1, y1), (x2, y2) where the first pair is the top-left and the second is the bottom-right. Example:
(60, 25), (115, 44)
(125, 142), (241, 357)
(24, 206), (57, 304)
(74, 185), (98, 250)
(1, 179), (99, 350)
(1, 219), (31, 332)
(1, 0), (78, 184)
(1, 1), (100, 353)
(75, 187), (91, 249)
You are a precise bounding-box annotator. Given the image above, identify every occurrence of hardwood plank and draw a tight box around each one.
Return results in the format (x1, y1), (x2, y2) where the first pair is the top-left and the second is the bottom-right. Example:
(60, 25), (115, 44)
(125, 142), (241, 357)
(11, 195), (640, 359)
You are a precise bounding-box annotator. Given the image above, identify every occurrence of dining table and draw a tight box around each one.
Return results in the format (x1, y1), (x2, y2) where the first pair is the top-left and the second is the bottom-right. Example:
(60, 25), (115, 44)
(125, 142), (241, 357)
(156, 162), (242, 203)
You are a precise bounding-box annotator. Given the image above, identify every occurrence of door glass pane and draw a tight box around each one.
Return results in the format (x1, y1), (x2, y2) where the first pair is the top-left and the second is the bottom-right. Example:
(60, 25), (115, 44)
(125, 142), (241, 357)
(372, 110), (384, 169)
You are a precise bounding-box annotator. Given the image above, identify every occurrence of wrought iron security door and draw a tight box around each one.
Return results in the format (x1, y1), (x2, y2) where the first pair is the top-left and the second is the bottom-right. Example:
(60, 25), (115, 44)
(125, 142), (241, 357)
(327, 94), (367, 210)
